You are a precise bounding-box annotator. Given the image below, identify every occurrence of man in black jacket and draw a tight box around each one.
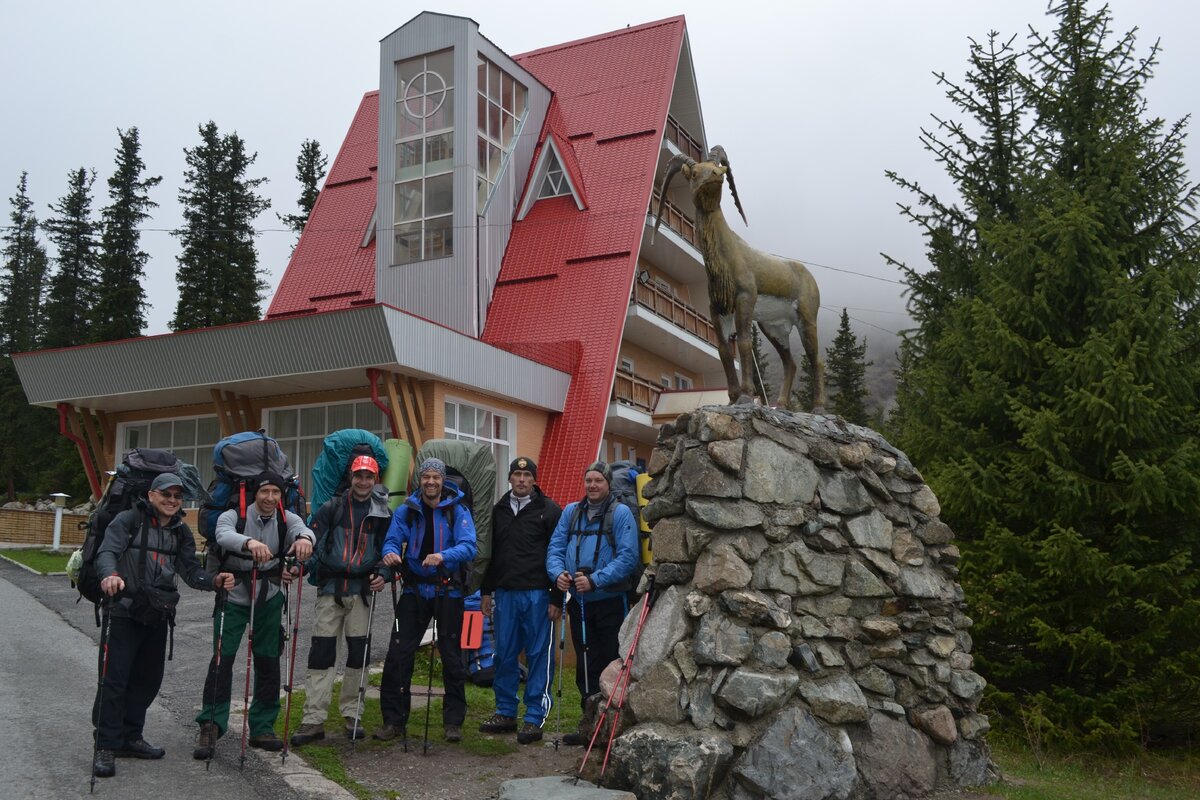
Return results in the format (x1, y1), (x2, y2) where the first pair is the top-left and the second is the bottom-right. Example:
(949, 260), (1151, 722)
(92, 473), (234, 779)
(477, 457), (563, 744)
(290, 455), (390, 744)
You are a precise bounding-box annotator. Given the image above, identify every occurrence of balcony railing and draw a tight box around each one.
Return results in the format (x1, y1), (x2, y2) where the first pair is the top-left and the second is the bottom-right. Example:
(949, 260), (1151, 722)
(612, 368), (663, 414)
(665, 115), (704, 163)
(631, 280), (718, 346)
(649, 188), (700, 250)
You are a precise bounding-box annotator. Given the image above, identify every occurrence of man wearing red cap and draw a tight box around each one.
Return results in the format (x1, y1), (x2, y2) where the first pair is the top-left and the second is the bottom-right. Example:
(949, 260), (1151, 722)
(290, 455), (391, 744)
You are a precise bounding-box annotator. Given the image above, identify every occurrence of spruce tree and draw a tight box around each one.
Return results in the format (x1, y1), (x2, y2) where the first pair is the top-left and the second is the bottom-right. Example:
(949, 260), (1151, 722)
(278, 138), (327, 237)
(888, 0), (1200, 748)
(825, 308), (871, 425)
(41, 167), (100, 349)
(172, 121), (270, 330)
(94, 127), (162, 342)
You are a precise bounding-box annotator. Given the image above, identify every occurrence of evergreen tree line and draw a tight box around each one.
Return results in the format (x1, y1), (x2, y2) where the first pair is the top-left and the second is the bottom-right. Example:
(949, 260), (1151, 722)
(0, 126), (325, 501)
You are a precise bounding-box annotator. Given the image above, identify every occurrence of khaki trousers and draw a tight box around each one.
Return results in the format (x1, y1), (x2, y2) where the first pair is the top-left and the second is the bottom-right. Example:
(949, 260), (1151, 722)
(301, 593), (372, 725)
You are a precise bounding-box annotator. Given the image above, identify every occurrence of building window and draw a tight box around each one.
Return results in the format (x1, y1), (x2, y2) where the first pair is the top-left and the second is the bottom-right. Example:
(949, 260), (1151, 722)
(660, 375), (672, 389)
(267, 401), (392, 489)
(121, 415), (221, 504)
(619, 357), (635, 374)
(444, 398), (512, 497)
(675, 374), (694, 390)
(476, 55), (527, 209)
(537, 150), (569, 199)
(395, 49), (455, 265)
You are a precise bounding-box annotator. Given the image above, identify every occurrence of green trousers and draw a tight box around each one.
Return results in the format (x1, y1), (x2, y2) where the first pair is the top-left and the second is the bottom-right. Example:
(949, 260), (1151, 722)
(195, 591), (283, 737)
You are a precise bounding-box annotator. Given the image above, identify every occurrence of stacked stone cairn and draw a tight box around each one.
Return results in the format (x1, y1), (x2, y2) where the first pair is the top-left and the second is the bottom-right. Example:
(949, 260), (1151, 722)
(596, 406), (993, 800)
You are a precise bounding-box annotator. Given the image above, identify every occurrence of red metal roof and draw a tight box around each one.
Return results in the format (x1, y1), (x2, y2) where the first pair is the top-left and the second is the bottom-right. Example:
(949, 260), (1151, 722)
(265, 17), (686, 504)
(266, 92), (380, 319)
(486, 17), (685, 503)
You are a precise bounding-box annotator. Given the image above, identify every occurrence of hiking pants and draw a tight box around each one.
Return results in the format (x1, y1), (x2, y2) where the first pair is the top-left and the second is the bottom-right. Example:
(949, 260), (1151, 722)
(92, 615), (167, 750)
(379, 591), (467, 727)
(492, 588), (554, 726)
(567, 595), (625, 709)
(195, 591), (283, 737)
(302, 592), (372, 725)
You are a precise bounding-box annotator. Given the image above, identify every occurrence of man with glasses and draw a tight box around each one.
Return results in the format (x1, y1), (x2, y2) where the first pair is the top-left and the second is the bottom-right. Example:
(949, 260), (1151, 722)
(91, 473), (235, 780)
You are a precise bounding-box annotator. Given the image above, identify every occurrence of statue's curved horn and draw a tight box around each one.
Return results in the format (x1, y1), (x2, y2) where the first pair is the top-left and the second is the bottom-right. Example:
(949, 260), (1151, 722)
(707, 145), (747, 226)
(652, 153), (695, 244)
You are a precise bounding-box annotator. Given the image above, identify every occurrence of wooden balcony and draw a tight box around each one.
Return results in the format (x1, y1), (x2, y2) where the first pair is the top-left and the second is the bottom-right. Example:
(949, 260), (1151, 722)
(612, 368), (662, 414)
(665, 115), (704, 163)
(631, 280), (718, 347)
(649, 187), (700, 250)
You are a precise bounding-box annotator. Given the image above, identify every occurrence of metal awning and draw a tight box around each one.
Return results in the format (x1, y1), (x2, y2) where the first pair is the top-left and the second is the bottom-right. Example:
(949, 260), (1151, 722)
(12, 304), (571, 413)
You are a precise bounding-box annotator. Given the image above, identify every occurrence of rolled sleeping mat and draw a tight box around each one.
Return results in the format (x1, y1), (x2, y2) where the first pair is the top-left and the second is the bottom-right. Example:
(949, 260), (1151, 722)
(636, 471), (653, 565)
(383, 438), (413, 511)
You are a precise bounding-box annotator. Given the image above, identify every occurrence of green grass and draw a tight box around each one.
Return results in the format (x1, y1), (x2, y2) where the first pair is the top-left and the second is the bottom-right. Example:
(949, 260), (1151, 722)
(986, 737), (1200, 800)
(0, 548), (71, 574)
(275, 649), (584, 797)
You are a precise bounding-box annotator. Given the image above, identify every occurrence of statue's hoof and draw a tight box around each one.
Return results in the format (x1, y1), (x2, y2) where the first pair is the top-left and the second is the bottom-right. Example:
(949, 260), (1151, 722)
(734, 395), (755, 405)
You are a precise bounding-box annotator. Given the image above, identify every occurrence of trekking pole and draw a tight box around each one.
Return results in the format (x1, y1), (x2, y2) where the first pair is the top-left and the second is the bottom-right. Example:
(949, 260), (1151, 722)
(553, 594), (568, 751)
(351, 587), (378, 744)
(391, 569), (400, 634)
(422, 582), (442, 756)
(205, 588), (228, 771)
(576, 568), (592, 696)
(576, 577), (658, 783)
(90, 598), (111, 794)
(239, 567), (259, 771)
(281, 559), (303, 764)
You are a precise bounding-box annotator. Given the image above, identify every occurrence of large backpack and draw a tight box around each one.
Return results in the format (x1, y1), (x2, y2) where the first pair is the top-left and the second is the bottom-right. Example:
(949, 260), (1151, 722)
(198, 431), (306, 566)
(70, 448), (203, 610)
(609, 460), (643, 530)
(307, 429), (390, 523)
(411, 439), (497, 593)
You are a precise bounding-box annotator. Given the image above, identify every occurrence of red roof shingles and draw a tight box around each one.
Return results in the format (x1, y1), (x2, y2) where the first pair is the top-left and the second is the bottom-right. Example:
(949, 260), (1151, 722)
(266, 92), (380, 319)
(485, 17), (685, 503)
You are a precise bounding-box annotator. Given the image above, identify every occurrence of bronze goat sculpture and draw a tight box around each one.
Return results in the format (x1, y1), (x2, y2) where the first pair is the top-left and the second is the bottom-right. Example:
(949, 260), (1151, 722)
(653, 147), (826, 410)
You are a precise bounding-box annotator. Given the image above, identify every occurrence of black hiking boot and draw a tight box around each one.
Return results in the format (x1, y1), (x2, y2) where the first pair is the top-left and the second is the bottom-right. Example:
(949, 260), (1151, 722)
(372, 723), (406, 742)
(249, 732), (284, 751)
(116, 738), (165, 759)
(478, 713), (518, 733)
(443, 724), (462, 743)
(290, 723), (325, 746)
(193, 722), (219, 760)
(517, 722), (543, 745)
(92, 749), (116, 778)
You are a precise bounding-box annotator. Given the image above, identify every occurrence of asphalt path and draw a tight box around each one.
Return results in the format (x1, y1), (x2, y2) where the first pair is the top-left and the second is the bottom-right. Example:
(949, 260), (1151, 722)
(0, 558), (394, 799)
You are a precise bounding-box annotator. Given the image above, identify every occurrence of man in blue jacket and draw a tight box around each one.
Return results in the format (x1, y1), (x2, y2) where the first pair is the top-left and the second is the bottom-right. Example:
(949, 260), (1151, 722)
(376, 457), (477, 744)
(546, 461), (638, 745)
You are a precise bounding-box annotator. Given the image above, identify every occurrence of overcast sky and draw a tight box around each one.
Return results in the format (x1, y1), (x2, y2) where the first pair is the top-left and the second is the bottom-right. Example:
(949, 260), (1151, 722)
(2, 1), (1197, 349)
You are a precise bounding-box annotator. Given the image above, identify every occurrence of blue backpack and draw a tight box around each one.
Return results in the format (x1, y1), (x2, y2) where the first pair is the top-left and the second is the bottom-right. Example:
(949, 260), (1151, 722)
(198, 431), (306, 560)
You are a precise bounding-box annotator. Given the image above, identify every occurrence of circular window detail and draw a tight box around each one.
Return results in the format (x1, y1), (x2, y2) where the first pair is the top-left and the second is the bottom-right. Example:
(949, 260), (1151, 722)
(404, 70), (448, 119)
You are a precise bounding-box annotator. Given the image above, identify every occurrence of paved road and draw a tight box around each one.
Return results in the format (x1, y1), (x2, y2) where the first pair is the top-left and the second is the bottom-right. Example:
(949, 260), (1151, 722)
(0, 558), (393, 799)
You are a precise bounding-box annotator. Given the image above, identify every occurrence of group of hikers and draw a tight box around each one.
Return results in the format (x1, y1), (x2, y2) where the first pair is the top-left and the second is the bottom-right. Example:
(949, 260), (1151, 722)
(87, 449), (641, 784)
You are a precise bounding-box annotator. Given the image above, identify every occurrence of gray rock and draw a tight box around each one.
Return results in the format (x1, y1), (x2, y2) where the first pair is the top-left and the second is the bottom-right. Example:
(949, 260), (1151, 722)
(959, 712), (991, 740)
(911, 485), (941, 516)
(898, 565), (954, 600)
(838, 441), (871, 468)
(844, 510), (893, 550)
(620, 586), (688, 680)
(891, 528), (925, 566)
(866, 452), (897, 474)
(627, 660), (686, 724)
(694, 544), (753, 594)
(792, 595), (852, 617)
(655, 562), (694, 586)
(751, 417), (810, 453)
(867, 698), (907, 717)
(817, 470), (872, 515)
(856, 467), (893, 501)
(814, 642), (845, 668)
(688, 678), (716, 728)
(914, 519), (954, 545)
(797, 674), (869, 723)
(693, 611), (754, 666)
(682, 446), (743, 498)
(723, 532), (770, 562)
(842, 560), (891, 597)
(605, 725), (735, 800)
(708, 439), (745, 473)
(684, 591), (713, 618)
(860, 548), (900, 579)
(843, 641), (871, 670)
(717, 668), (800, 718)
(674, 640), (699, 682)
(687, 497), (765, 530)
(947, 738), (994, 787)
(754, 543), (840, 597)
(692, 410), (746, 442)
(847, 711), (938, 799)
(720, 588), (791, 629)
(650, 516), (691, 562)
(853, 666), (896, 697)
(868, 638), (906, 659)
(732, 706), (857, 800)
(753, 631), (791, 669)
(645, 495), (685, 525)
(913, 704), (958, 745)
(499, 776), (636, 800)
(949, 669), (987, 700)
(927, 635), (957, 658)
(861, 617), (901, 640)
(744, 438), (819, 504)
(950, 651), (974, 670)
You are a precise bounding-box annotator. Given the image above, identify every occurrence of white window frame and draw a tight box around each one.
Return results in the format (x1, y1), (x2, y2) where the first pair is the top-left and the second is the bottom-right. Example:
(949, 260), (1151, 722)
(116, 414), (222, 507)
(443, 395), (515, 497)
(619, 357), (635, 374)
(675, 373), (694, 390)
(265, 399), (393, 491)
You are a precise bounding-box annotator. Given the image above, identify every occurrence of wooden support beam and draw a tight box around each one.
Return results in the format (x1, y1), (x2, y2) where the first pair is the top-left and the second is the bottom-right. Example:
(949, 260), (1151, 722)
(78, 409), (105, 482)
(383, 371), (414, 446)
(237, 394), (256, 432)
(210, 389), (234, 438)
(95, 410), (116, 474)
(404, 376), (426, 432)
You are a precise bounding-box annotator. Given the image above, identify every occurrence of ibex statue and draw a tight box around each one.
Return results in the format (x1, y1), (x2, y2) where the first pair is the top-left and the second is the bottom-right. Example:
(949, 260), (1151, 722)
(653, 146), (826, 410)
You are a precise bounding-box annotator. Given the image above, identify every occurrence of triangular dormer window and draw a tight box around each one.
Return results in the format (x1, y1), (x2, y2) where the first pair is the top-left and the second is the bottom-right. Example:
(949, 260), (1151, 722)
(516, 137), (585, 220)
(539, 152), (569, 199)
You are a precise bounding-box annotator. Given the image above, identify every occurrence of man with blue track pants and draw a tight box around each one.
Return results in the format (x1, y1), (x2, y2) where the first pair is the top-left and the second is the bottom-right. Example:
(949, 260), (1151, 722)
(376, 458), (477, 745)
(546, 460), (638, 745)
(478, 457), (563, 744)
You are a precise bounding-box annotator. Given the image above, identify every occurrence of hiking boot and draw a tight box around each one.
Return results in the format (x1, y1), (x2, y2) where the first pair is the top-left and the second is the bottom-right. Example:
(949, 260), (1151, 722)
(444, 724), (462, 743)
(561, 729), (589, 746)
(192, 722), (219, 760)
(116, 738), (165, 759)
(372, 724), (406, 741)
(517, 722), (543, 745)
(92, 749), (116, 778)
(344, 716), (366, 740)
(290, 723), (325, 746)
(249, 732), (285, 751)
(478, 713), (518, 733)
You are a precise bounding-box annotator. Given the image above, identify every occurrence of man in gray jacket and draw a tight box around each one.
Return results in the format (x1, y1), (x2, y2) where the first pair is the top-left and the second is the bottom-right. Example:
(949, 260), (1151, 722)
(193, 472), (314, 757)
(92, 473), (234, 780)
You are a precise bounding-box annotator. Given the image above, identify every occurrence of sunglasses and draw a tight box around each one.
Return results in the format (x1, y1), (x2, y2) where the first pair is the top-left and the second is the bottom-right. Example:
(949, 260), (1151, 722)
(155, 490), (184, 500)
